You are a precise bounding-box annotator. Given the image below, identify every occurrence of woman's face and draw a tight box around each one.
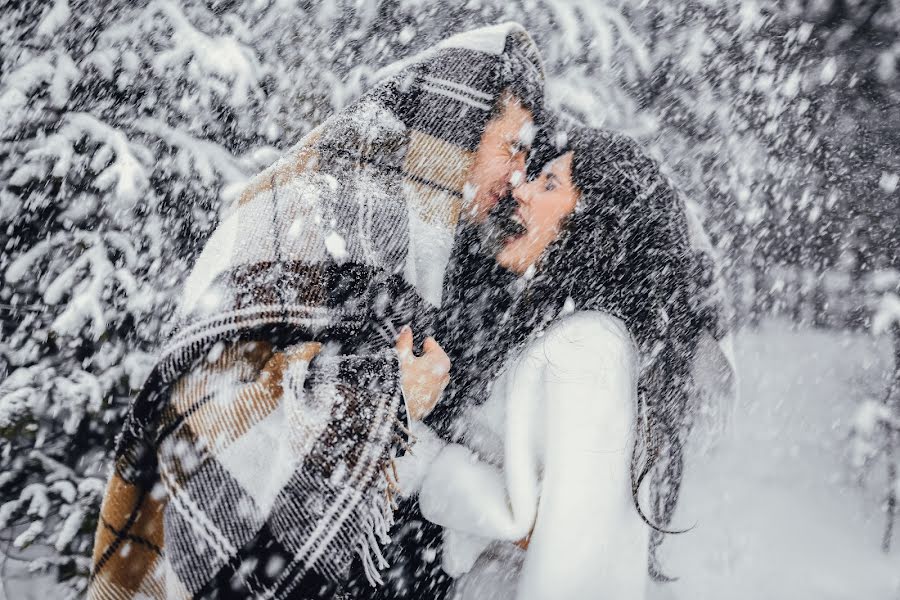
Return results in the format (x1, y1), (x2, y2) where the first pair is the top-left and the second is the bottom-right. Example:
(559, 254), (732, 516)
(496, 151), (579, 274)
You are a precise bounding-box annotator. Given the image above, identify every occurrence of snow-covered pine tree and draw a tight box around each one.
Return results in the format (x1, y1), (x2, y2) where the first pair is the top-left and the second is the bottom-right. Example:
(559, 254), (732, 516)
(0, 1), (284, 593)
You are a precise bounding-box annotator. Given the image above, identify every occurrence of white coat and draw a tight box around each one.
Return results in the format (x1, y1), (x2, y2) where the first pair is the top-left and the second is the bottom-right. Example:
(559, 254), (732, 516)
(396, 311), (650, 600)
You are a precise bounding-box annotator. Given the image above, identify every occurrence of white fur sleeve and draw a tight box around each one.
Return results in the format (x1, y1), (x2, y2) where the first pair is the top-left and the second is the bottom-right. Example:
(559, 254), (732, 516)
(418, 341), (543, 543)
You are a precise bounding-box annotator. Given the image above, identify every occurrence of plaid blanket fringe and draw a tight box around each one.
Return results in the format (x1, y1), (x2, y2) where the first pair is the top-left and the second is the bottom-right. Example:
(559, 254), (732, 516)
(91, 340), (410, 599)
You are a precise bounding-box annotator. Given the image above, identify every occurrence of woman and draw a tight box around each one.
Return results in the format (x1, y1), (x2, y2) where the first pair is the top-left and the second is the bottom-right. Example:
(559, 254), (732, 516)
(395, 126), (736, 599)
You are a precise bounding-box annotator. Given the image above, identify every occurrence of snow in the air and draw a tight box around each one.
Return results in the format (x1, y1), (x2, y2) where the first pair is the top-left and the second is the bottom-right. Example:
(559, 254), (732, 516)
(1, 0), (898, 598)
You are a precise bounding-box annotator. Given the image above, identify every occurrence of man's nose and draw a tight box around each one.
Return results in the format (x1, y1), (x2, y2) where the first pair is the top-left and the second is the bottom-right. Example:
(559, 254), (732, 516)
(512, 180), (532, 205)
(508, 152), (527, 186)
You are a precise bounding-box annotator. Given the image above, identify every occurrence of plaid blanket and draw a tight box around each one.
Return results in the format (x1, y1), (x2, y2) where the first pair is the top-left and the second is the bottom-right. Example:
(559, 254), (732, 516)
(89, 23), (544, 600)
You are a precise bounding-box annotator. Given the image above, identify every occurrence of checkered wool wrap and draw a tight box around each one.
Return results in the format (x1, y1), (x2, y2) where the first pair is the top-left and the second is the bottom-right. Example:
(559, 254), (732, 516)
(89, 23), (544, 600)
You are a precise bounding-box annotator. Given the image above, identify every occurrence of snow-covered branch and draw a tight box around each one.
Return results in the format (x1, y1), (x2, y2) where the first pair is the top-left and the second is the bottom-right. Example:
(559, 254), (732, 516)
(36, 0), (72, 39)
(5, 230), (151, 339)
(0, 52), (79, 131)
(13, 113), (152, 213)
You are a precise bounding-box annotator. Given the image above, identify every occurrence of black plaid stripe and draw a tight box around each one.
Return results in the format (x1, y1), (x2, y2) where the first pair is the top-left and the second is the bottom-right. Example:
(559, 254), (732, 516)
(186, 456), (264, 546)
(329, 170), (409, 271)
(265, 468), (355, 592)
(265, 355), (400, 582)
(227, 262), (387, 313)
(163, 457), (265, 595)
(196, 522), (339, 600)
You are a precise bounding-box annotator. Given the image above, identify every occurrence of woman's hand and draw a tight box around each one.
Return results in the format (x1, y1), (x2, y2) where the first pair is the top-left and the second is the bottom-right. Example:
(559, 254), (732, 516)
(395, 326), (451, 421)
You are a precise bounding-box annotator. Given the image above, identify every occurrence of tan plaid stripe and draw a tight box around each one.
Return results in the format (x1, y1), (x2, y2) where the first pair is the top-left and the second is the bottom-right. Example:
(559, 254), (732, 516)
(404, 130), (473, 197)
(402, 130), (470, 227)
(159, 341), (323, 491)
(173, 342), (275, 454)
(90, 472), (166, 599)
(241, 124), (471, 230)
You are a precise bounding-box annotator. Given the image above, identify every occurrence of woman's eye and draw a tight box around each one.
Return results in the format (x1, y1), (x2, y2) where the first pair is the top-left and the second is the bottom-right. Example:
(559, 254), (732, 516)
(544, 179), (556, 191)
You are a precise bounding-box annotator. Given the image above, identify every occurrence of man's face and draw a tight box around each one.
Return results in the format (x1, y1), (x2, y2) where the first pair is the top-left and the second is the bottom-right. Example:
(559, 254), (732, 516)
(463, 98), (534, 223)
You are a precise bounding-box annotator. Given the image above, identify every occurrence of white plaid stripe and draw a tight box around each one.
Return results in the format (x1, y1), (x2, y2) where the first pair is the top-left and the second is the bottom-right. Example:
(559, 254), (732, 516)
(420, 74), (493, 100)
(419, 83), (492, 111)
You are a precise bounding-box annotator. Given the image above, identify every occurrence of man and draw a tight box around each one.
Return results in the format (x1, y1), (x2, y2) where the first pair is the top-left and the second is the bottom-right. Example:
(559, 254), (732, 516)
(89, 23), (544, 600)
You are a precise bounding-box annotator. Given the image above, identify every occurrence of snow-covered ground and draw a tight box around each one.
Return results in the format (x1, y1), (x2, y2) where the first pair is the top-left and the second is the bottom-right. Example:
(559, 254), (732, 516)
(653, 321), (900, 600)
(3, 321), (898, 598)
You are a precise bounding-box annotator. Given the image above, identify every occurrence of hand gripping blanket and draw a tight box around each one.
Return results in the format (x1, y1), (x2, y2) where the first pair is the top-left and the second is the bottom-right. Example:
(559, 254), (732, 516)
(88, 23), (544, 600)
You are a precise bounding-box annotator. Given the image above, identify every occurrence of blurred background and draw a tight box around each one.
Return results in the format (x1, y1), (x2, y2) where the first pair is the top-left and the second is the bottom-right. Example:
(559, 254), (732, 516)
(0, 0), (898, 597)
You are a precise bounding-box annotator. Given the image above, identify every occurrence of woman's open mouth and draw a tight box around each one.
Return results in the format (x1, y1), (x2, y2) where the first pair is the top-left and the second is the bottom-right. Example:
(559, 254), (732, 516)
(501, 209), (527, 244)
(510, 209), (525, 230)
(491, 194), (527, 240)
(480, 192), (527, 255)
